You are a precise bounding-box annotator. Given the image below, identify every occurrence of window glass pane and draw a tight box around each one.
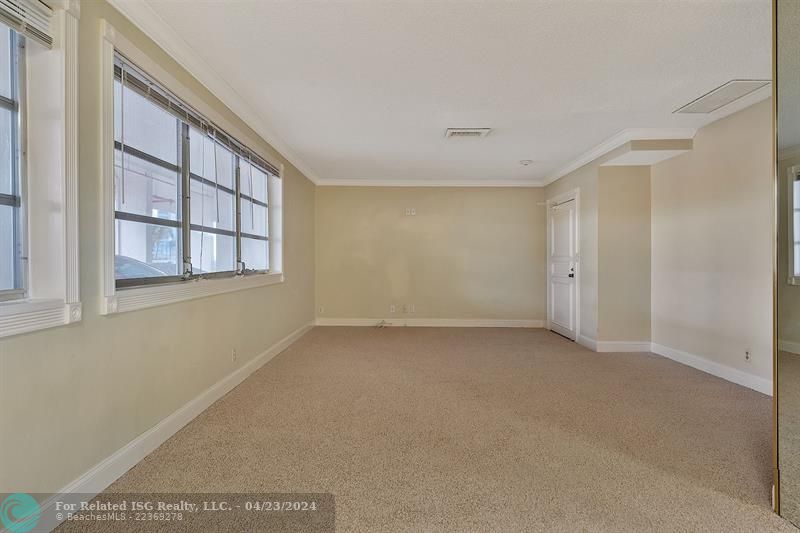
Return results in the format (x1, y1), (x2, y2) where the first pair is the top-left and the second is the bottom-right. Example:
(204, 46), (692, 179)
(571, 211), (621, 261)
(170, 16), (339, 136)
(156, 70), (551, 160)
(794, 180), (800, 209)
(0, 26), (18, 294)
(113, 79), (121, 142)
(115, 80), (179, 166)
(795, 243), (800, 278)
(794, 210), (800, 246)
(0, 204), (15, 289)
(242, 237), (268, 271)
(115, 219), (179, 279)
(0, 105), (13, 196)
(191, 231), (235, 273)
(115, 150), (180, 221)
(190, 179), (235, 230)
(241, 199), (267, 237)
(239, 160), (268, 203)
(0, 26), (12, 100)
(189, 128), (234, 190)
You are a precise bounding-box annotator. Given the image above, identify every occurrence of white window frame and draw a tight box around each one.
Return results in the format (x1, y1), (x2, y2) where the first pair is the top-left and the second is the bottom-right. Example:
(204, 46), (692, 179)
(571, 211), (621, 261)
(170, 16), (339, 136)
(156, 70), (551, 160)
(789, 165), (800, 286)
(0, 0), (80, 338)
(99, 20), (284, 315)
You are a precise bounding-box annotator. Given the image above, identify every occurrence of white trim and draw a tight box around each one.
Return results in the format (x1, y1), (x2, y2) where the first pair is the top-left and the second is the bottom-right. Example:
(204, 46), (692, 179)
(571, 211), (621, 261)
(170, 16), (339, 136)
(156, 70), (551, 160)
(576, 334), (597, 351)
(315, 318), (545, 328)
(650, 343), (772, 396)
(545, 188), (580, 341)
(98, 20), (285, 316)
(106, 0), (319, 185)
(0, 3), (81, 338)
(103, 272), (284, 315)
(62, 2), (80, 314)
(0, 298), (70, 338)
(544, 128), (697, 186)
(594, 340), (651, 353)
(316, 178), (544, 187)
(779, 339), (800, 355)
(100, 19), (115, 307)
(572, 336), (771, 395)
(37, 321), (314, 533)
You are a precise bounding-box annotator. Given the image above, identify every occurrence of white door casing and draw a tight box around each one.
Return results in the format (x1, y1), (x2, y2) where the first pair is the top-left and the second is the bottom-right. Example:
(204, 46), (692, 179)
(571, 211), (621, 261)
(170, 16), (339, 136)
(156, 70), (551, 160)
(547, 191), (579, 340)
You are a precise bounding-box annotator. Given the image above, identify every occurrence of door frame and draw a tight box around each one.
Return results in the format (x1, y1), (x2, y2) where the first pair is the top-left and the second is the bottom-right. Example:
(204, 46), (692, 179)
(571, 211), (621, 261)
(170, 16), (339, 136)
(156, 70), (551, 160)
(546, 187), (581, 340)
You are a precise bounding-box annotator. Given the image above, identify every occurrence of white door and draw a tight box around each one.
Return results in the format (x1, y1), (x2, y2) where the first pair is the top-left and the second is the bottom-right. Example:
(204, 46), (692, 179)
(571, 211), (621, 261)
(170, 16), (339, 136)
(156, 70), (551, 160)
(548, 199), (577, 340)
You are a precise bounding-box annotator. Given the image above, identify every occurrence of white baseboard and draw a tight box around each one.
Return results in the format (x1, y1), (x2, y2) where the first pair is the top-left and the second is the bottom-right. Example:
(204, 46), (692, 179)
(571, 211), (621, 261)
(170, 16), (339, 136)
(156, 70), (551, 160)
(779, 339), (800, 355)
(574, 334), (771, 396)
(595, 340), (652, 353)
(315, 317), (545, 328)
(576, 334), (597, 350)
(650, 342), (773, 396)
(37, 321), (315, 532)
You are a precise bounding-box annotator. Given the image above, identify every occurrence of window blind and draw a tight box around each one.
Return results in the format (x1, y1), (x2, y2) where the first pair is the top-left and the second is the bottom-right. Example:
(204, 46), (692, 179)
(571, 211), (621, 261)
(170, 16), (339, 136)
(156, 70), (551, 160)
(114, 53), (280, 177)
(0, 0), (51, 48)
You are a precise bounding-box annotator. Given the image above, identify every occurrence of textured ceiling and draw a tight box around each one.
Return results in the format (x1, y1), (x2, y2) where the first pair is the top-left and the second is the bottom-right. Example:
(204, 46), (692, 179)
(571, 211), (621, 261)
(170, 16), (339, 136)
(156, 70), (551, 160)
(120, 0), (771, 185)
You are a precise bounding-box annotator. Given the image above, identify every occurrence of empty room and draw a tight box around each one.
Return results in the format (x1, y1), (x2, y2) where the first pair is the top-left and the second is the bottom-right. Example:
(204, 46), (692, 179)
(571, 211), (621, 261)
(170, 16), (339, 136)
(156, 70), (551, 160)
(2, 0), (800, 531)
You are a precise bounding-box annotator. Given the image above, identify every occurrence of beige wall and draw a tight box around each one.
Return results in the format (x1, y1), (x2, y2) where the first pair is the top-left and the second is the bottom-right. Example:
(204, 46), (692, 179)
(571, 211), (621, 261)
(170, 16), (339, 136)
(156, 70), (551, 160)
(315, 187), (546, 321)
(0, 0), (316, 493)
(651, 99), (772, 381)
(544, 144), (649, 342)
(597, 166), (651, 342)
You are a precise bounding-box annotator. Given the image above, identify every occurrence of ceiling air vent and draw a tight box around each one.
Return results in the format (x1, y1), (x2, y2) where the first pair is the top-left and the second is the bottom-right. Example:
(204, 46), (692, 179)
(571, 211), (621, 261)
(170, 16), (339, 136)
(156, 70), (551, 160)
(445, 128), (492, 138)
(674, 79), (770, 114)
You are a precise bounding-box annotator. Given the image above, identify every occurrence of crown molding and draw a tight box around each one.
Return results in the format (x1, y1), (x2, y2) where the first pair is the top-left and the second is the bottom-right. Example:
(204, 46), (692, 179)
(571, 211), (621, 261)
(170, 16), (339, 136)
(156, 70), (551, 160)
(543, 85), (772, 187)
(543, 127), (698, 186)
(107, 0), (321, 185)
(107, 0), (771, 190)
(315, 178), (545, 187)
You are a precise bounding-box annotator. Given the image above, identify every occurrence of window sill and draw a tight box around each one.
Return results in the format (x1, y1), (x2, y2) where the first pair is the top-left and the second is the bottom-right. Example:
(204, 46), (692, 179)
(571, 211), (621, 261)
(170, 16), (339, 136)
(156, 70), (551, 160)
(789, 277), (800, 286)
(101, 271), (284, 315)
(0, 298), (82, 339)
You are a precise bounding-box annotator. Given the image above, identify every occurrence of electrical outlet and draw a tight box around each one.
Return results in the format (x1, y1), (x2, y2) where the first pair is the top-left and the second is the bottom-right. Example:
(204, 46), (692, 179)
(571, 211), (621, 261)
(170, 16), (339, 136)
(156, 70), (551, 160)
(389, 304), (396, 313)
(745, 350), (751, 362)
(404, 207), (417, 216)
(411, 208), (416, 216)
(231, 349), (237, 362)
(402, 304), (408, 313)
(318, 305), (325, 314)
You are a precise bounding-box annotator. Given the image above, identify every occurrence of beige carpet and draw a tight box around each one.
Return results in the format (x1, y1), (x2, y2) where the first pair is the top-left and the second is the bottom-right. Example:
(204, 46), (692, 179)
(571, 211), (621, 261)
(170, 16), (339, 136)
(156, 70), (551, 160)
(86, 327), (791, 532)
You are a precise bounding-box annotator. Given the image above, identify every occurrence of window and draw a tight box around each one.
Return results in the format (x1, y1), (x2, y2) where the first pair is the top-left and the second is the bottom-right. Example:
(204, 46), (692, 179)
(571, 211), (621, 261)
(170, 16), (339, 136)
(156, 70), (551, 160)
(0, 1), (81, 338)
(113, 69), (182, 284)
(188, 127), (237, 276)
(791, 168), (800, 284)
(101, 34), (283, 314)
(0, 24), (22, 301)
